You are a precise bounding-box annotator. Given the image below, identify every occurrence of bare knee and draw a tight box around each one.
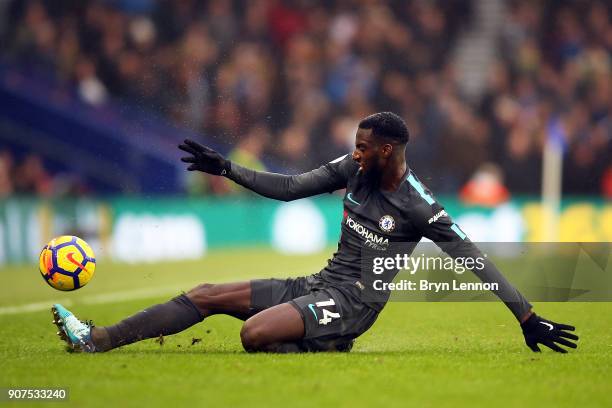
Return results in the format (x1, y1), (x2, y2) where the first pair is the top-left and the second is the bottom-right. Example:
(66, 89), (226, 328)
(240, 320), (267, 352)
(240, 303), (305, 352)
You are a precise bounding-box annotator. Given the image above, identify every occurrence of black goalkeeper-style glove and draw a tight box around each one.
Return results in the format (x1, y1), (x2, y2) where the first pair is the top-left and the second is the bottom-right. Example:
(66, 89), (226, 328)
(521, 313), (579, 353)
(178, 139), (231, 176)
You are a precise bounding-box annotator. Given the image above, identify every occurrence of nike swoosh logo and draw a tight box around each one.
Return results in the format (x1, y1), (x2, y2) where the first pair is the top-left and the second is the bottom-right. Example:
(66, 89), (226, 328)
(66, 252), (90, 273)
(539, 322), (554, 331)
(307, 304), (317, 319)
(346, 193), (361, 206)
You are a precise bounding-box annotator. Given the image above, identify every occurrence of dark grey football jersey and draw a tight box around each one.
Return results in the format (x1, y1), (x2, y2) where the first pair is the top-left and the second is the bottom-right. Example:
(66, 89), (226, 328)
(228, 154), (531, 320)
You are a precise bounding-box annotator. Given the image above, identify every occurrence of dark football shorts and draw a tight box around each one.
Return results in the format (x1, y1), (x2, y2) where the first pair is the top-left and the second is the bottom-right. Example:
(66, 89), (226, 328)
(250, 274), (380, 352)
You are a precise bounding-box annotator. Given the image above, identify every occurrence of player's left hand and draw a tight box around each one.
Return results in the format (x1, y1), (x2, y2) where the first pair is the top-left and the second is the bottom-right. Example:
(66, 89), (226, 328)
(178, 139), (231, 176)
(521, 313), (579, 353)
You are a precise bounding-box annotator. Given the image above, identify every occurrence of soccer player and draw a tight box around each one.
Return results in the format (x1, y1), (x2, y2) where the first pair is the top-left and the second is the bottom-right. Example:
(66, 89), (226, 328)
(52, 112), (578, 353)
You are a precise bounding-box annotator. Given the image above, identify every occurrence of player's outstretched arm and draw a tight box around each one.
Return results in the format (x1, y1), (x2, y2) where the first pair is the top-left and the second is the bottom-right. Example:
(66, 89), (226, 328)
(412, 201), (579, 353)
(179, 139), (356, 201)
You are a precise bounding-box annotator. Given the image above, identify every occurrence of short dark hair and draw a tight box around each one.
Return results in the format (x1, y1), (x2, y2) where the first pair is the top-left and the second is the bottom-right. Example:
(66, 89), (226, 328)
(358, 112), (409, 144)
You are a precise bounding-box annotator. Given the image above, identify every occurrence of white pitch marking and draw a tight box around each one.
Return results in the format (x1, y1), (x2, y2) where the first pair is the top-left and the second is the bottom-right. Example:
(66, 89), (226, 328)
(0, 299), (74, 315)
(0, 285), (187, 316)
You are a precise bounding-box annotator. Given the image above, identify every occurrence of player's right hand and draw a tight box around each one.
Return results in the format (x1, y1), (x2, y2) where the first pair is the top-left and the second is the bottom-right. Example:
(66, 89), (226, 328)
(520, 313), (579, 353)
(178, 139), (231, 176)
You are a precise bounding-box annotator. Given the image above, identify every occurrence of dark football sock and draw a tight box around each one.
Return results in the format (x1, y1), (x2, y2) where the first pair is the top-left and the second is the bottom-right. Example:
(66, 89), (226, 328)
(94, 294), (204, 351)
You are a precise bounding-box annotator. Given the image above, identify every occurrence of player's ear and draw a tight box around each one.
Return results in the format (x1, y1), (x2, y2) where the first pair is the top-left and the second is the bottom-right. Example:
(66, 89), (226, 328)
(381, 143), (393, 158)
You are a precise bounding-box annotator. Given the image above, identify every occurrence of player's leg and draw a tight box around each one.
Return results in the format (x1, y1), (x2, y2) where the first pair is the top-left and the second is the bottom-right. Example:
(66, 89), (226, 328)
(53, 277), (310, 353)
(89, 282), (253, 351)
(53, 281), (254, 352)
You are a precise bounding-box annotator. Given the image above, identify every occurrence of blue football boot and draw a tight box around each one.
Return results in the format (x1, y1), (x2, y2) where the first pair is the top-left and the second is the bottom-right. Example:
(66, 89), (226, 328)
(51, 304), (96, 352)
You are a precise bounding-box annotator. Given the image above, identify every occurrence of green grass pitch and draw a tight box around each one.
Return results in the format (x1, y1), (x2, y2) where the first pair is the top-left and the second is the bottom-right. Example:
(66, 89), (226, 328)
(1, 248), (610, 407)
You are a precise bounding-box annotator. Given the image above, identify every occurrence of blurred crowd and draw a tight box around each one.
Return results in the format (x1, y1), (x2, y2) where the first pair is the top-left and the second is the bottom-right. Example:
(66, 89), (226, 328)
(486, 0), (611, 196)
(0, 150), (50, 197)
(0, 150), (90, 197)
(0, 0), (610, 199)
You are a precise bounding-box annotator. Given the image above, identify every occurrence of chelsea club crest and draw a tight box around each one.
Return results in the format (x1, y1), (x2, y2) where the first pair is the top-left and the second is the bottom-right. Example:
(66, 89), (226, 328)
(379, 215), (395, 232)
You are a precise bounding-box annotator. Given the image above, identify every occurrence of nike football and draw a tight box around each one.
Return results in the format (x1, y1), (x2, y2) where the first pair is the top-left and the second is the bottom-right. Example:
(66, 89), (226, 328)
(39, 236), (96, 291)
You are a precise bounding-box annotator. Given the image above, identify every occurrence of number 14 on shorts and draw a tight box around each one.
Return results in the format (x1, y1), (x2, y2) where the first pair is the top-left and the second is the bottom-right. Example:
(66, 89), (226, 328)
(308, 299), (340, 325)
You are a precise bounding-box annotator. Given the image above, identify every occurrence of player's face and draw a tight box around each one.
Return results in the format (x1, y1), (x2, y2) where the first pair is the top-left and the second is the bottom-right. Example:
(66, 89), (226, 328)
(352, 128), (386, 175)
